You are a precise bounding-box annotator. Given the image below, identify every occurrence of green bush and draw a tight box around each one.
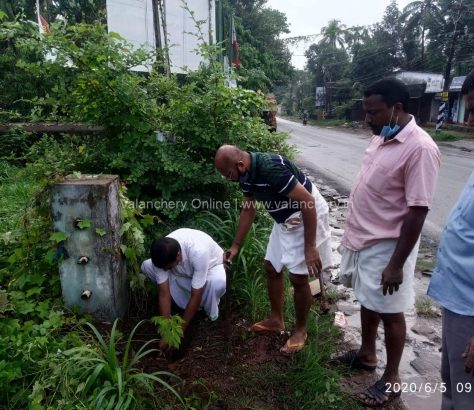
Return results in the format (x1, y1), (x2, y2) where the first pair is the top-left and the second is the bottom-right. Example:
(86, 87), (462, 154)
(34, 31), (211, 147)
(0, 14), (58, 118)
(0, 155), (151, 408)
(0, 128), (39, 164)
(0, 14), (294, 408)
(0, 16), (291, 224)
(333, 103), (349, 120)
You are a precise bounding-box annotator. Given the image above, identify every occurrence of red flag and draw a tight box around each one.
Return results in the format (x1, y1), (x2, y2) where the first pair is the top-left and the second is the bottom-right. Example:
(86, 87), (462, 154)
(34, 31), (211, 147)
(39, 14), (50, 33)
(36, 0), (50, 33)
(231, 17), (240, 68)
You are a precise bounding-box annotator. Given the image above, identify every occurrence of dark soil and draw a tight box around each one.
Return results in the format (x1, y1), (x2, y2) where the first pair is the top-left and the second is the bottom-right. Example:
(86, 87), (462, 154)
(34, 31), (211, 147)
(100, 311), (296, 409)
(167, 316), (293, 409)
(94, 293), (358, 409)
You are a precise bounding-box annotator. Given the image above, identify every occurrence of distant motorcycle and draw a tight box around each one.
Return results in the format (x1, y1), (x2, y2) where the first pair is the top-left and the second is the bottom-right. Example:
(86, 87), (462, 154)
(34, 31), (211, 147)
(301, 112), (308, 125)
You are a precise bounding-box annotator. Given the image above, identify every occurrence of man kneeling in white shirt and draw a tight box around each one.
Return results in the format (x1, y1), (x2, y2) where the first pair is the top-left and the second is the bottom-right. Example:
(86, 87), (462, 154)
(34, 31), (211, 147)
(141, 228), (227, 350)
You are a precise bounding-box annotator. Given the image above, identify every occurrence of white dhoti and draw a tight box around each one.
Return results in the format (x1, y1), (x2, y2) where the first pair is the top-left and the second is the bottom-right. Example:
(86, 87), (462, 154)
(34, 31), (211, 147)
(141, 259), (226, 320)
(339, 239), (420, 313)
(264, 184), (332, 274)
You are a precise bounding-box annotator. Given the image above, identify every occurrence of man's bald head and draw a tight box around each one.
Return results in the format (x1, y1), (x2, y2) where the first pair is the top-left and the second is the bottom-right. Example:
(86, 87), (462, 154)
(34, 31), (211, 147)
(214, 145), (244, 165)
(214, 145), (250, 182)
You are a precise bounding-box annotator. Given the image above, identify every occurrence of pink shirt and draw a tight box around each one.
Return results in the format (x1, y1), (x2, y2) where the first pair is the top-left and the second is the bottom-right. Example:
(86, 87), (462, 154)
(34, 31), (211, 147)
(342, 117), (441, 251)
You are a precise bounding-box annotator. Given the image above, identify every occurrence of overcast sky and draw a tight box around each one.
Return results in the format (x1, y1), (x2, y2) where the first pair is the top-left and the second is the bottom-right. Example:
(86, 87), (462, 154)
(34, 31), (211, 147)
(266, 0), (413, 69)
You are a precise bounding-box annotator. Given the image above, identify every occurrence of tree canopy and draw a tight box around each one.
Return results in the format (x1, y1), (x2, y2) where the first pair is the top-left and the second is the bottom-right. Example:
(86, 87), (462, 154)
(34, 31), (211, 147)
(280, 0), (474, 116)
(227, 0), (293, 92)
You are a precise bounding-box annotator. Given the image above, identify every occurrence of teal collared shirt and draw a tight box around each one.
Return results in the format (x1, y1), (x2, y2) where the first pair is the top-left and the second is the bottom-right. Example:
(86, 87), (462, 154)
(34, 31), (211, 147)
(428, 167), (474, 316)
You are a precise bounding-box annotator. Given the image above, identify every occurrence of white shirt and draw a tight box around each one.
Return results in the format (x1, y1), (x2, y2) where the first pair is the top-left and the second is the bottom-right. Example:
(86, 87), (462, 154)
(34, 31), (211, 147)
(148, 228), (224, 289)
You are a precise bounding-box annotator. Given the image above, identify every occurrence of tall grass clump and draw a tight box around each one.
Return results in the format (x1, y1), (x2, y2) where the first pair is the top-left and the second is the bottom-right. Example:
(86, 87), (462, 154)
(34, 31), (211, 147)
(32, 320), (184, 409)
(282, 310), (361, 410)
(0, 161), (38, 236)
(191, 209), (271, 322)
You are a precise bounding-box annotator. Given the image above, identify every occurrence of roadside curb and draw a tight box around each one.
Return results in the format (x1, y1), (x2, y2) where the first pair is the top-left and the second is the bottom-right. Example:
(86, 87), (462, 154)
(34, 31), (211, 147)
(438, 140), (474, 152)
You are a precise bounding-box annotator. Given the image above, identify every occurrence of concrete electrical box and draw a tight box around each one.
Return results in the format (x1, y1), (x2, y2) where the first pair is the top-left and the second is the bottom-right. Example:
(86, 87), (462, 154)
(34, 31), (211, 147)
(52, 175), (127, 321)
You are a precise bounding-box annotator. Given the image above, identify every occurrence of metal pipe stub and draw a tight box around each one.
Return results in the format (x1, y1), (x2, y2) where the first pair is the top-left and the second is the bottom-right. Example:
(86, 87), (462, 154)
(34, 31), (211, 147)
(81, 289), (92, 300)
(77, 256), (89, 265)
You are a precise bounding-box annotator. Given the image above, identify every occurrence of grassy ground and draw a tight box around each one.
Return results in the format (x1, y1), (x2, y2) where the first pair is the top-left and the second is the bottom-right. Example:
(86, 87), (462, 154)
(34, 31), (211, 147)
(165, 305), (362, 410)
(0, 162), (38, 234)
(189, 210), (357, 408)
(415, 295), (439, 317)
(416, 257), (436, 273)
(0, 161), (355, 408)
(426, 129), (460, 142)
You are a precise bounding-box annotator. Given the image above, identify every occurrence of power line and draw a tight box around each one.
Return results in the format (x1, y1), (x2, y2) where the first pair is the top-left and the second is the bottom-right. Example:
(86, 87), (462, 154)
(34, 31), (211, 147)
(297, 27), (473, 62)
(294, 32), (473, 76)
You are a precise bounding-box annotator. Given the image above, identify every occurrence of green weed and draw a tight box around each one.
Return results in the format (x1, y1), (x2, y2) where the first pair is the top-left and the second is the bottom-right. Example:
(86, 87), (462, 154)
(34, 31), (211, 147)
(225, 308), (359, 410)
(33, 320), (184, 409)
(428, 130), (459, 141)
(282, 311), (361, 410)
(415, 296), (439, 317)
(313, 118), (348, 127)
(416, 257), (435, 273)
(0, 161), (37, 234)
(325, 286), (345, 303)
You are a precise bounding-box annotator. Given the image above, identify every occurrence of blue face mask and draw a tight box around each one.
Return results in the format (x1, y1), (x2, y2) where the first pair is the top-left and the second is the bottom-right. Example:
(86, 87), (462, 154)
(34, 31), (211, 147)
(380, 107), (400, 138)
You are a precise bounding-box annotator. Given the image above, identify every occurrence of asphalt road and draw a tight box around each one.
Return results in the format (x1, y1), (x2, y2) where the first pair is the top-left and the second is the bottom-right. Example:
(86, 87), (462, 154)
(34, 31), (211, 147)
(278, 117), (474, 241)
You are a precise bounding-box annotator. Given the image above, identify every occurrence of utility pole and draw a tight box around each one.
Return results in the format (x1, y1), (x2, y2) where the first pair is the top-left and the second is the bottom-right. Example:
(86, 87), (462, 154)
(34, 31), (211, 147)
(443, 0), (464, 92)
(323, 67), (332, 118)
(151, 0), (163, 73)
(438, 0), (464, 131)
(216, 0), (224, 64)
(156, 0), (170, 77)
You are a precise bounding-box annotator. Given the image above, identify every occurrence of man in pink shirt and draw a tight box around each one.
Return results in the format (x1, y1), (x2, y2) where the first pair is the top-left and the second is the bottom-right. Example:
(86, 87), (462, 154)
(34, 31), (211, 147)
(337, 78), (441, 407)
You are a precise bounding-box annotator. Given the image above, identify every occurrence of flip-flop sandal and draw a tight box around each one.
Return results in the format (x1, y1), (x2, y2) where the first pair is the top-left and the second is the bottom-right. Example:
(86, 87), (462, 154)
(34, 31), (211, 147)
(280, 334), (307, 354)
(333, 349), (377, 371)
(249, 321), (284, 333)
(357, 379), (401, 408)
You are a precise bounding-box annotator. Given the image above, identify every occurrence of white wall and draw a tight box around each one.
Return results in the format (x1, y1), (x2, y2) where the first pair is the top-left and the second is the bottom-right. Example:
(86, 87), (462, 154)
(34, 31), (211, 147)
(106, 0), (216, 74)
(106, 0), (156, 71)
(160, 0), (215, 74)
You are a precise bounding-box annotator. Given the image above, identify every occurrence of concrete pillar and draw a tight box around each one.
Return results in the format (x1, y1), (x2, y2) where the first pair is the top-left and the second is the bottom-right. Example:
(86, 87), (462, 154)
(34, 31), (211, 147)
(52, 175), (127, 321)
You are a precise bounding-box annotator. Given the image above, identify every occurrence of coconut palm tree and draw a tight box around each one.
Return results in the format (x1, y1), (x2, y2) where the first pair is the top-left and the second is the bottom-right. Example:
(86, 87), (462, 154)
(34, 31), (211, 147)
(344, 25), (370, 49)
(319, 19), (347, 49)
(401, 0), (443, 67)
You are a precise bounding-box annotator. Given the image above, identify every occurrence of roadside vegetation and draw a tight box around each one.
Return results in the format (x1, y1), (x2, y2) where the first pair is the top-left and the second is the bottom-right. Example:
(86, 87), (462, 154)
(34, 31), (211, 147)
(427, 130), (459, 141)
(278, 0), (474, 120)
(0, 12), (353, 410)
(415, 296), (440, 317)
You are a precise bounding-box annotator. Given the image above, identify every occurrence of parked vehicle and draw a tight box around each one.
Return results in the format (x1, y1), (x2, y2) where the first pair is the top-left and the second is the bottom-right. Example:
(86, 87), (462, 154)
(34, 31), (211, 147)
(261, 96), (277, 132)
